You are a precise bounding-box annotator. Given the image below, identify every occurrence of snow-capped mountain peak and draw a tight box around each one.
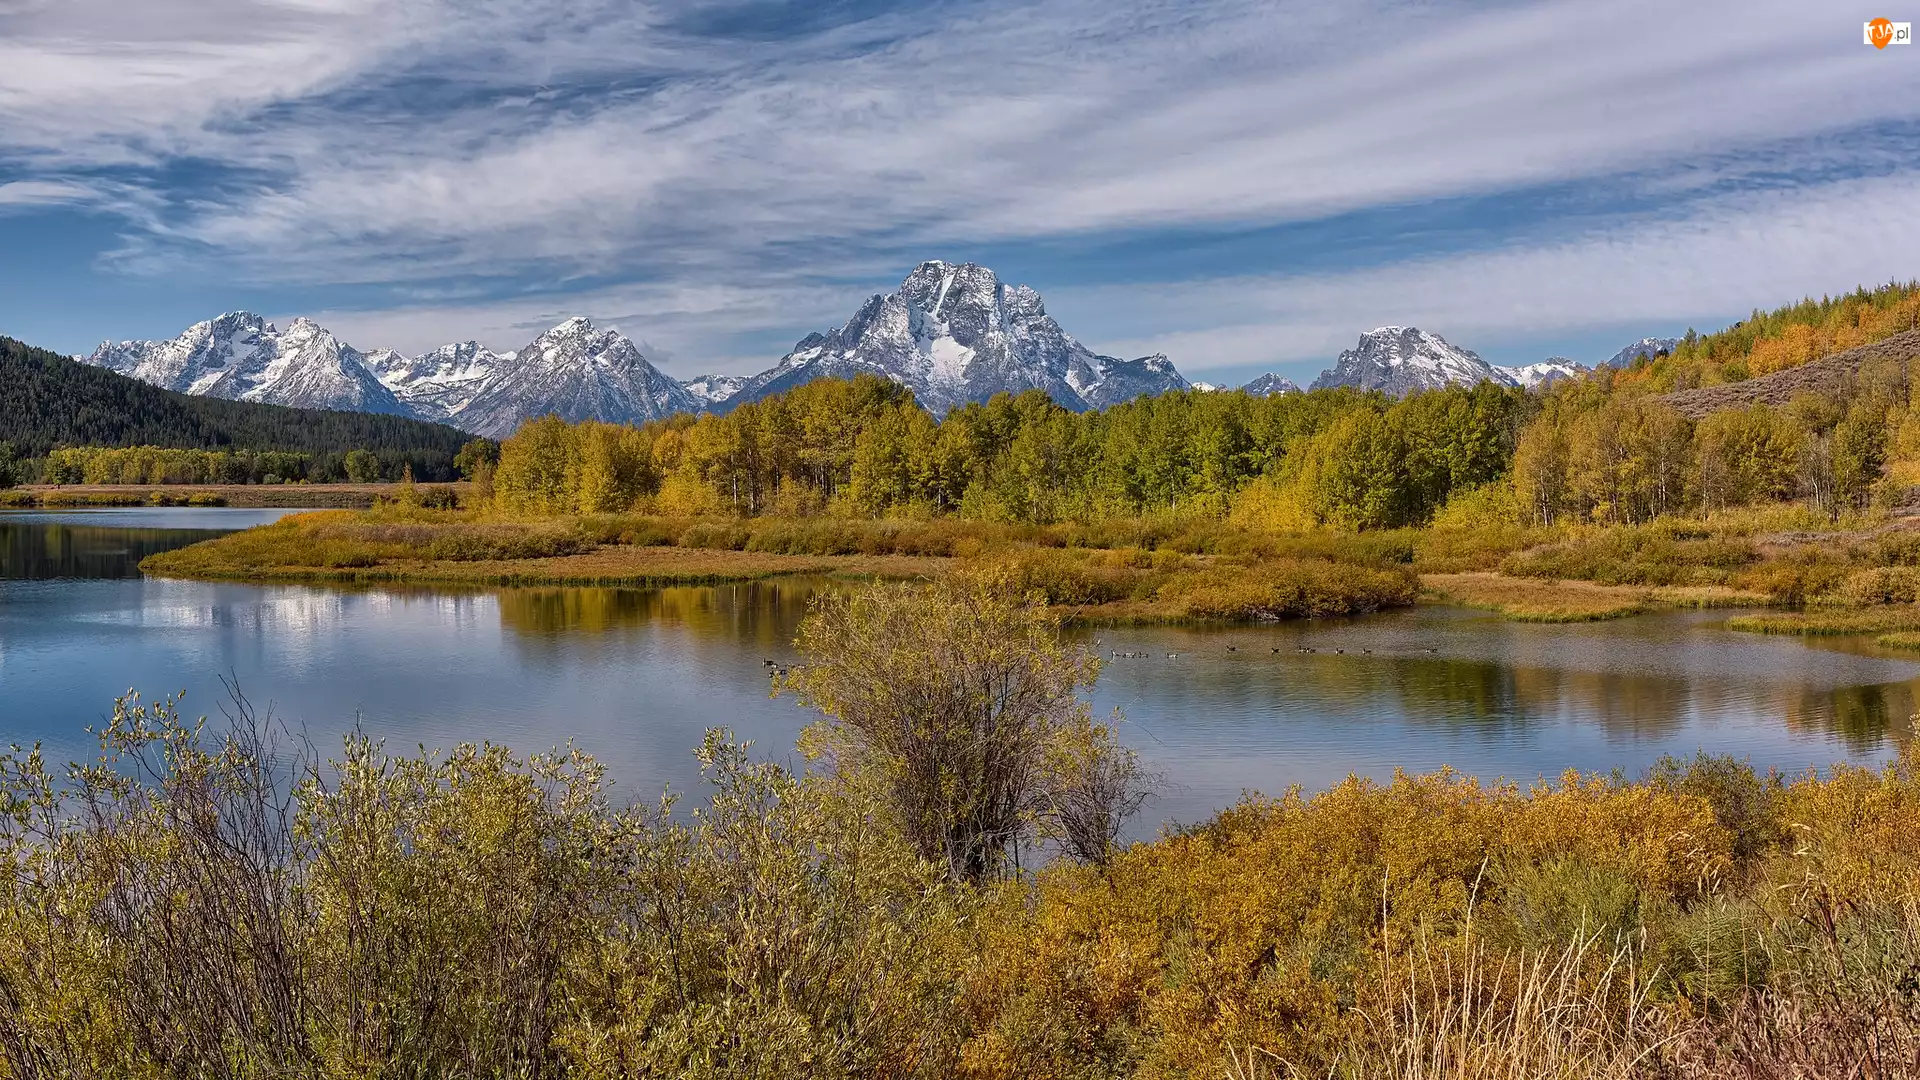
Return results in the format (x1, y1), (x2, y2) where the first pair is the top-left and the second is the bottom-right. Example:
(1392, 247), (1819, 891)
(681, 373), (748, 404)
(83, 311), (406, 415)
(1241, 373), (1302, 396)
(725, 261), (1188, 413)
(1495, 357), (1588, 389)
(1604, 337), (1679, 368)
(1310, 326), (1508, 396)
(367, 340), (508, 423)
(454, 317), (701, 439)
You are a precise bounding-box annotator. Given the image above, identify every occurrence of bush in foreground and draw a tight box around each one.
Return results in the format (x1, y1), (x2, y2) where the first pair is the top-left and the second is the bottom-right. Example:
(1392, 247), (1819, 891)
(5, 587), (1920, 1078)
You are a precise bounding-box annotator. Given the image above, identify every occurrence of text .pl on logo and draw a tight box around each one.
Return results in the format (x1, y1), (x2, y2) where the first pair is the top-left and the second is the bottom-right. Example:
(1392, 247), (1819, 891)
(1866, 18), (1912, 47)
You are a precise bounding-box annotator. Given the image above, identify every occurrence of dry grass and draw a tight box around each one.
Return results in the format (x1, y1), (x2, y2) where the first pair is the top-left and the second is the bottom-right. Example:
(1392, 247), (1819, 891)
(1647, 584), (1775, 608)
(12, 482), (448, 508)
(1421, 572), (1655, 622)
(143, 520), (949, 587)
(1423, 574), (1775, 623)
(1331, 930), (1687, 1080)
(1724, 606), (1920, 636)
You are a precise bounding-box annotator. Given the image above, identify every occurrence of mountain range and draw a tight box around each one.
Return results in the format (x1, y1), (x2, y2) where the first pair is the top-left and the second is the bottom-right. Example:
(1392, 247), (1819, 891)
(1308, 327), (1589, 396)
(80, 261), (1666, 435)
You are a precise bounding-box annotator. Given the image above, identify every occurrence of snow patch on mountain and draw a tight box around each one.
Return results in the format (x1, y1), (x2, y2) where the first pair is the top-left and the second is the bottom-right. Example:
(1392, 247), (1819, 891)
(729, 261), (1189, 413)
(455, 317), (701, 439)
(83, 313), (407, 415)
(1241, 373), (1301, 396)
(1604, 337), (1680, 368)
(366, 341), (507, 423)
(681, 373), (748, 404)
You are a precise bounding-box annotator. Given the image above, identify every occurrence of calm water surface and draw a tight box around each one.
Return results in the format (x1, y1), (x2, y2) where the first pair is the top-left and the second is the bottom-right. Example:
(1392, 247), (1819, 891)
(2, 508), (1914, 828)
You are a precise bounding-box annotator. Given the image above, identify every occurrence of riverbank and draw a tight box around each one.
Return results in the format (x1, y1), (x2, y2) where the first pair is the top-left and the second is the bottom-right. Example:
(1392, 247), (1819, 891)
(135, 502), (1920, 629)
(1421, 571), (1772, 622)
(1, 482), (458, 509)
(139, 512), (949, 587)
(136, 509), (1424, 621)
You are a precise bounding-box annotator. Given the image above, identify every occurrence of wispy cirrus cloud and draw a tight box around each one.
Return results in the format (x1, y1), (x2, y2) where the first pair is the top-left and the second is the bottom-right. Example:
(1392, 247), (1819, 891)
(0, 0), (1916, 371)
(1069, 172), (1920, 379)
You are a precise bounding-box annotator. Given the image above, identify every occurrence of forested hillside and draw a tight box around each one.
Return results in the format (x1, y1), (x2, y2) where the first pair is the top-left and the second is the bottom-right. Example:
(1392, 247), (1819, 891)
(1624, 279), (1920, 390)
(0, 335), (475, 480)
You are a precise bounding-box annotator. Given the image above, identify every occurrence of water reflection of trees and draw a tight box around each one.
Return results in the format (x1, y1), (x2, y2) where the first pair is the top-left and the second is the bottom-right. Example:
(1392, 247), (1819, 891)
(0, 524), (222, 580)
(487, 581), (1916, 757)
(1380, 660), (1689, 739)
(495, 579), (834, 655)
(1096, 650), (1828, 746)
(1785, 681), (1917, 754)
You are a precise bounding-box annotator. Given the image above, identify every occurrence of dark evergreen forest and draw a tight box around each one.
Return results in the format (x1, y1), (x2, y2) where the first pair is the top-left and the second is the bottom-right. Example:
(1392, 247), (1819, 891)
(0, 336), (473, 481)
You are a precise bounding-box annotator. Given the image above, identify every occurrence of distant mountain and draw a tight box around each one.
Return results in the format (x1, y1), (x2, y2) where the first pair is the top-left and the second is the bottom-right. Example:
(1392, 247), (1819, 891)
(2, 334), (472, 468)
(80, 267), (1194, 431)
(1307, 328), (1601, 395)
(724, 261), (1189, 414)
(85, 313), (409, 416)
(681, 373), (748, 404)
(1310, 327), (1513, 397)
(1241, 373), (1302, 396)
(455, 317), (702, 439)
(366, 341), (506, 423)
(1072, 352), (1190, 409)
(1500, 357), (1588, 389)
(88, 313), (697, 438)
(1604, 337), (1679, 368)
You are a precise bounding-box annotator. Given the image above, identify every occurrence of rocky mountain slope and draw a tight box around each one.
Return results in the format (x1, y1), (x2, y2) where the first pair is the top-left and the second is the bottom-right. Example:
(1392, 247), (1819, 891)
(365, 342), (507, 423)
(455, 318), (702, 439)
(1659, 328), (1920, 420)
(86, 313), (408, 415)
(723, 261), (1189, 414)
(1308, 328), (1600, 396)
(1241, 373), (1302, 396)
(1605, 337), (1680, 368)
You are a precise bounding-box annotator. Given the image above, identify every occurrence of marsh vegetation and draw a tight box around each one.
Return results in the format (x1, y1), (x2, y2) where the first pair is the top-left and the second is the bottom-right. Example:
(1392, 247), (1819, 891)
(5, 580), (1919, 1078)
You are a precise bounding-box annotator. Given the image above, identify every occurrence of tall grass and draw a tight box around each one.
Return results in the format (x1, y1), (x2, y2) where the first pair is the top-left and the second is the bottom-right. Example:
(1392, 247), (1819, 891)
(2, 688), (1919, 1078)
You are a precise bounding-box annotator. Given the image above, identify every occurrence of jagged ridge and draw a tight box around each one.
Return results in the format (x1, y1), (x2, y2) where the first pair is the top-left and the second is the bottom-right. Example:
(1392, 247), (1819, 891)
(722, 261), (1190, 414)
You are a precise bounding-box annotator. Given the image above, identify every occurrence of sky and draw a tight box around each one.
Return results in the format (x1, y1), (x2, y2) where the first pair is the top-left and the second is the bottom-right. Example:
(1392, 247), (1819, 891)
(2, 0), (1918, 389)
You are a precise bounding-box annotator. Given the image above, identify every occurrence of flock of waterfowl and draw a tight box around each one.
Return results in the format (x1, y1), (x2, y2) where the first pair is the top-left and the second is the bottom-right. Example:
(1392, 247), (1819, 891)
(1102, 644), (1444, 659)
(761, 643), (1443, 678)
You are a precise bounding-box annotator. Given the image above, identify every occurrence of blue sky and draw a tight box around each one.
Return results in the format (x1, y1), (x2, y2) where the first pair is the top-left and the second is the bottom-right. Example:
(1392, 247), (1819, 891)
(2, 0), (1918, 389)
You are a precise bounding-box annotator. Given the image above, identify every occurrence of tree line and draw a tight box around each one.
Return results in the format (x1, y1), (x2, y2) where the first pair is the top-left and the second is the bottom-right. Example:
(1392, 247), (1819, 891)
(485, 354), (1920, 531)
(1626, 279), (1920, 391)
(489, 374), (1531, 526)
(33, 445), (448, 486)
(0, 335), (472, 479)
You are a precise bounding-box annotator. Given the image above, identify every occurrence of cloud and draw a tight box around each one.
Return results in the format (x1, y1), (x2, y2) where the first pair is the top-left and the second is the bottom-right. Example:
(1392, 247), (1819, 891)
(2, 0), (1918, 371)
(294, 275), (864, 371)
(0, 179), (94, 208)
(1065, 172), (1920, 374)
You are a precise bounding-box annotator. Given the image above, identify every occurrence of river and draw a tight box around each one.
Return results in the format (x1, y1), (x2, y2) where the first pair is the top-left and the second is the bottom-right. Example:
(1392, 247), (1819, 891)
(2, 507), (1912, 829)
